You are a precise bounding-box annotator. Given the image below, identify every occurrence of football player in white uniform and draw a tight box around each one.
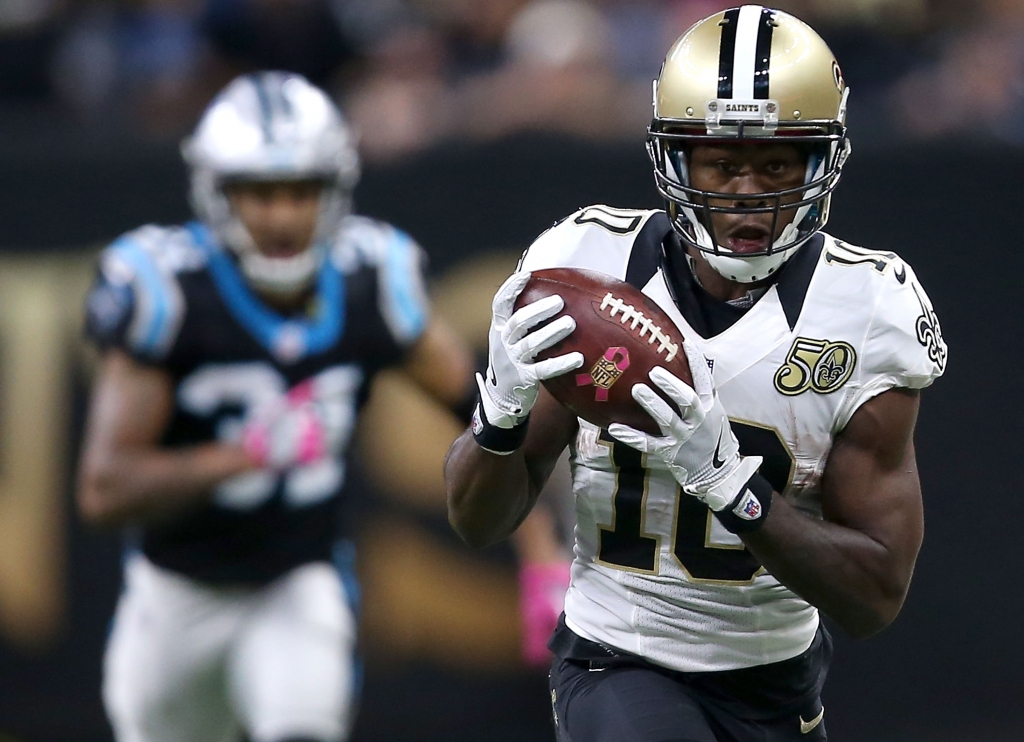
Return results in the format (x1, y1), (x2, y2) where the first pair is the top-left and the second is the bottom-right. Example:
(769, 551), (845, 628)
(445, 6), (947, 741)
(76, 73), (483, 742)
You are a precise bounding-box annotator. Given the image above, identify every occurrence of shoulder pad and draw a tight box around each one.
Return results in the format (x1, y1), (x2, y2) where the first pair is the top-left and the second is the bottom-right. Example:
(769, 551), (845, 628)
(822, 237), (947, 429)
(109, 225), (208, 276)
(330, 215), (398, 272)
(331, 215), (430, 345)
(91, 225), (200, 360)
(518, 206), (664, 279)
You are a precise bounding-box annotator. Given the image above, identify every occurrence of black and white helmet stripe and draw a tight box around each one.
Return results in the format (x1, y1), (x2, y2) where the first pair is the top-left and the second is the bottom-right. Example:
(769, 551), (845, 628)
(717, 5), (775, 101)
(248, 73), (299, 144)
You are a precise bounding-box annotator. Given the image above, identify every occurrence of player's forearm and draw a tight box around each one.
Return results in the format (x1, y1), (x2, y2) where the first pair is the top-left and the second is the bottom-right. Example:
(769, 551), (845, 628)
(741, 497), (912, 638)
(444, 431), (538, 549)
(77, 443), (254, 527)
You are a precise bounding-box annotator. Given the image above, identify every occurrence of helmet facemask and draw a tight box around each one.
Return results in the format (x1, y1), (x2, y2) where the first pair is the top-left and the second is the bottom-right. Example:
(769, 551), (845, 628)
(193, 170), (355, 299)
(647, 105), (850, 283)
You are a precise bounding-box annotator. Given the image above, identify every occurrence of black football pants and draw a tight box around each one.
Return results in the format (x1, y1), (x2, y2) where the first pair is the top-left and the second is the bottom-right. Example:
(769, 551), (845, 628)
(548, 623), (831, 742)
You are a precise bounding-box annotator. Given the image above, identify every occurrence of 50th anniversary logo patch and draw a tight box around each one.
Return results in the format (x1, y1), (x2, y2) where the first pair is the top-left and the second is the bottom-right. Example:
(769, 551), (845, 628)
(774, 337), (856, 396)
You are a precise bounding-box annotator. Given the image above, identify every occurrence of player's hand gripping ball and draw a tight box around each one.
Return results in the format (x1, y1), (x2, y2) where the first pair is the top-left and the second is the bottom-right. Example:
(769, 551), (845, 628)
(514, 268), (693, 435)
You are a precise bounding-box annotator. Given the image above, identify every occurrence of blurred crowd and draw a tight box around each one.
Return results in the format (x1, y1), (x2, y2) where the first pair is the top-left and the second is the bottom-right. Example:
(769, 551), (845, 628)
(1, 0), (1022, 156)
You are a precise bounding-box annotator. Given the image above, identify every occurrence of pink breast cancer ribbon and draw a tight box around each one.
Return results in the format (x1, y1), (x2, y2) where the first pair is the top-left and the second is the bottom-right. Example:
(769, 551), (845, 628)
(576, 346), (630, 401)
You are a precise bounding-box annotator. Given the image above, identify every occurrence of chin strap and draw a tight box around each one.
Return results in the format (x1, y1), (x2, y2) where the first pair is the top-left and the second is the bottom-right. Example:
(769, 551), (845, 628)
(661, 142), (830, 284)
(191, 166), (352, 298)
(239, 245), (324, 298)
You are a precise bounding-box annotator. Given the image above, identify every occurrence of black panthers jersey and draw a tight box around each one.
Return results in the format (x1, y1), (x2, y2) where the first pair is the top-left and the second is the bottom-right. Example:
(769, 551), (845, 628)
(85, 217), (430, 585)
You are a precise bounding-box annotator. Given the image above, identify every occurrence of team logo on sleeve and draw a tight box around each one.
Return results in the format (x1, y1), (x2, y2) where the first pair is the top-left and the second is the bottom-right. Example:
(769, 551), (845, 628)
(774, 338), (856, 396)
(912, 283), (947, 373)
(86, 281), (133, 336)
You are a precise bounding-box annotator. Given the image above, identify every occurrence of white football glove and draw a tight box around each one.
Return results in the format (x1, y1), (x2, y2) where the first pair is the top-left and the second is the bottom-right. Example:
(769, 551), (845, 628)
(477, 271), (584, 429)
(607, 340), (762, 512)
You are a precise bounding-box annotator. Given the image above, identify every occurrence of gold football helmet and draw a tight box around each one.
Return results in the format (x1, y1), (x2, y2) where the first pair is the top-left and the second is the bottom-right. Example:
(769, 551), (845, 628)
(647, 5), (851, 282)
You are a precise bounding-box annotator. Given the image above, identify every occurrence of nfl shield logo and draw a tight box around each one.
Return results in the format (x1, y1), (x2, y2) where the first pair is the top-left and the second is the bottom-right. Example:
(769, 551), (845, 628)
(734, 490), (762, 520)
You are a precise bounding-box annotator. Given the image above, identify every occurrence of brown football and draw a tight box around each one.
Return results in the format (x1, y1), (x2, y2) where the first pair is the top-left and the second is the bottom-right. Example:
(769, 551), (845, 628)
(514, 267), (692, 435)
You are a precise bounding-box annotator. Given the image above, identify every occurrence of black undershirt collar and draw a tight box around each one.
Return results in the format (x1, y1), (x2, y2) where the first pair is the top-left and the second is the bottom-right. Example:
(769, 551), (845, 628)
(659, 231), (825, 338)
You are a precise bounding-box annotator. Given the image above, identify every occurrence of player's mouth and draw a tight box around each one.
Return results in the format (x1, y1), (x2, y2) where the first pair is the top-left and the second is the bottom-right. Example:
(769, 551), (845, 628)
(260, 241), (307, 259)
(723, 224), (772, 254)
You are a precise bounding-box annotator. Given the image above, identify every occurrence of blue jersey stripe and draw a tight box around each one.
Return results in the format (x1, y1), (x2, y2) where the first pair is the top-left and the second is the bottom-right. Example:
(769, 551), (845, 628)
(110, 237), (173, 357)
(332, 539), (361, 616)
(187, 222), (346, 362)
(333, 539), (364, 703)
(384, 230), (428, 342)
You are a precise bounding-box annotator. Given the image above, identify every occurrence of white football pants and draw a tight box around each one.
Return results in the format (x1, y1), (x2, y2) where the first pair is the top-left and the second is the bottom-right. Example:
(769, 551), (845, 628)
(103, 554), (358, 742)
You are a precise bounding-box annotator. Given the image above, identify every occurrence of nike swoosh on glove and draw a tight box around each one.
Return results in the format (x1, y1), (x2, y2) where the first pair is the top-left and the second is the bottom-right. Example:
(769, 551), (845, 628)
(477, 271), (584, 429)
(607, 340), (762, 513)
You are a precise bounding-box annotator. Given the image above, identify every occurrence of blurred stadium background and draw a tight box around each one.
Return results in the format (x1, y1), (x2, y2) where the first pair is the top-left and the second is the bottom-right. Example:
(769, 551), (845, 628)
(0, 0), (1022, 740)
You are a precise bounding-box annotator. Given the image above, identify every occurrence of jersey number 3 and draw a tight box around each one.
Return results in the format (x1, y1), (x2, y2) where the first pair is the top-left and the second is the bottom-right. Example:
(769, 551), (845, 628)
(597, 424), (793, 584)
(178, 362), (362, 511)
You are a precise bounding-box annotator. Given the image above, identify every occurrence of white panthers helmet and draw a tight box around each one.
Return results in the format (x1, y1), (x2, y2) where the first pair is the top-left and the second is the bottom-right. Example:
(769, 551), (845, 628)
(182, 72), (361, 297)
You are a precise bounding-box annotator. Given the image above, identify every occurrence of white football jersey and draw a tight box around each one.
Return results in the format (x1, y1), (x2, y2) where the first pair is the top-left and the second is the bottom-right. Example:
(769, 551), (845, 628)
(519, 205), (946, 672)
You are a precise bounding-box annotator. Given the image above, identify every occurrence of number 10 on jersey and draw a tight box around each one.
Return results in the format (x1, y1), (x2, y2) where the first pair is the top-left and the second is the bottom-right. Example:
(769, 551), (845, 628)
(596, 424), (793, 585)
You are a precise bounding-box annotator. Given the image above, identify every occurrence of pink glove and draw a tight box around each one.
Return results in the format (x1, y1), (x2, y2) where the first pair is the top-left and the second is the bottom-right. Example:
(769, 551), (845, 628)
(518, 561), (571, 668)
(242, 381), (330, 470)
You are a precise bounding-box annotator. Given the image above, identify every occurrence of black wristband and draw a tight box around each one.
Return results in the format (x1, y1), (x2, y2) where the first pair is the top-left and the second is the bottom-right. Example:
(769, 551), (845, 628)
(712, 472), (774, 534)
(471, 401), (530, 454)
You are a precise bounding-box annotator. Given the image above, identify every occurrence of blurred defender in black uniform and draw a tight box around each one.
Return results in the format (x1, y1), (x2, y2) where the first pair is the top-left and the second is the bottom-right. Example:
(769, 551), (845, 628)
(76, 71), (474, 742)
